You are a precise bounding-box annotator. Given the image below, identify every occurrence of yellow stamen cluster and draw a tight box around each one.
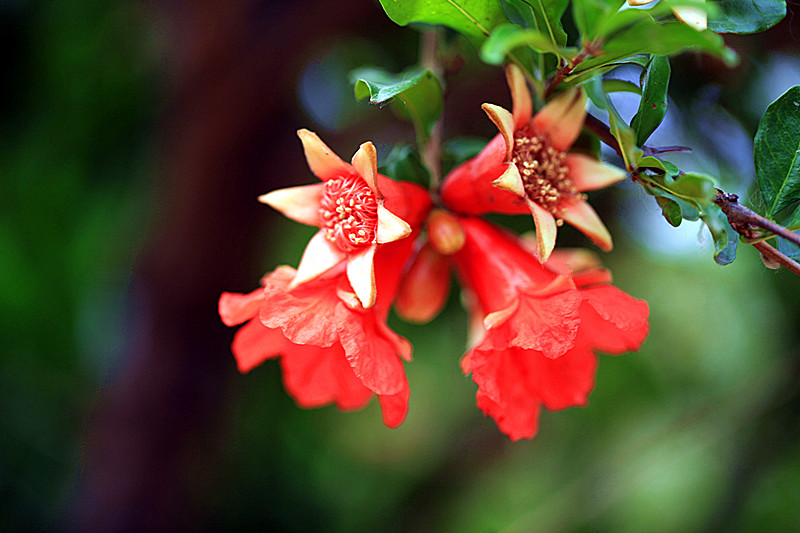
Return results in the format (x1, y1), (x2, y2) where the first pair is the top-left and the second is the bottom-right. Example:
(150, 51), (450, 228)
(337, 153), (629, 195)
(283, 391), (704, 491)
(511, 127), (579, 216)
(320, 174), (378, 252)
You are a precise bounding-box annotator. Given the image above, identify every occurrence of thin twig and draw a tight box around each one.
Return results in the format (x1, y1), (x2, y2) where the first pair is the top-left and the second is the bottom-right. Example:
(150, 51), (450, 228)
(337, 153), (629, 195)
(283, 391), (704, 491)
(420, 29), (442, 194)
(544, 44), (598, 99)
(584, 113), (623, 158)
(752, 241), (800, 276)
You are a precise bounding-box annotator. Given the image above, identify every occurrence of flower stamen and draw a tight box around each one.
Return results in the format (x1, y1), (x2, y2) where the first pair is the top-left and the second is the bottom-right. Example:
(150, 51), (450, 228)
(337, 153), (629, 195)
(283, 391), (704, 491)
(511, 126), (581, 216)
(320, 174), (378, 252)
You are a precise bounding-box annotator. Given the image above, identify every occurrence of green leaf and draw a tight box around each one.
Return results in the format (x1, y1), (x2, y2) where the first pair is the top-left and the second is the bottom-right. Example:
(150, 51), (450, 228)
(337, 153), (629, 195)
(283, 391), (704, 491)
(603, 78), (642, 95)
(481, 23), (563, 64)
(500, 0), (570, 46)
(630, 55), (670, 146)
(701, 206), (739, 265)
(572, 0), (622, 41)
(656, 196), (683, 226)
(377, 0), (509, 45)
(587, 78), (639, 170)
(637, 155), (666, 171)
(708, 0), (786, 34)
(754, 85), (800, 218)
(379, 144), (430, 186)
(352, 67), (443, 144)
(570, 18), (737, 79)
(443, 136), (489, 167)
(668, 172), (716, 201)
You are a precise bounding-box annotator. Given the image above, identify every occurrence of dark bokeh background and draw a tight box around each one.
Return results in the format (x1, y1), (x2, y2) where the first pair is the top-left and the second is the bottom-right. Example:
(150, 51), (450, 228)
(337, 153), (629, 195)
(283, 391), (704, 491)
(2, 0), (800, 531)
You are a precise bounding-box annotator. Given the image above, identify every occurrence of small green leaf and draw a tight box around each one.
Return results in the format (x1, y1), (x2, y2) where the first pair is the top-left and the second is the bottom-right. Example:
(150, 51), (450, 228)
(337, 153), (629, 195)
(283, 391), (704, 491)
(630, 55), (670, 146)
(701, 206), (739, 265)
(708, 0), (786, 34)
(378, 0), (509, 45)
(637, 156), (666, 171)
(352, 67), (443, 144)
(481, 23), (562, 64)
(656, 196), (683, 226)
(603, 78), (642, 95)
(754, 85), (800, 218)
(379, 145), (430, 186)
(668, 172), (716, 201)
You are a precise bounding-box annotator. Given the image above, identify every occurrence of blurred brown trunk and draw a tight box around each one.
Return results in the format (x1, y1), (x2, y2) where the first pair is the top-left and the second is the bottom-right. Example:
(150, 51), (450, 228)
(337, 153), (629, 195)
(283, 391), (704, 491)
(72, 1), (378, 530)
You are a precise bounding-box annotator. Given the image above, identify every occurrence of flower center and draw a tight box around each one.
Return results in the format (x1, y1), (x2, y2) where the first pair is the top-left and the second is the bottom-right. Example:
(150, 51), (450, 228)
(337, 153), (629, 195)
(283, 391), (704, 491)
(511, 126), (577, 216)
(320, 174), (378, 252)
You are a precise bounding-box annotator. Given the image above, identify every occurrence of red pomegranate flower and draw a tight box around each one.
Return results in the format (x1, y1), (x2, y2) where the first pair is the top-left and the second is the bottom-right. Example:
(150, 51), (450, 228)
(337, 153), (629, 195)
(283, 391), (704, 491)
(218, 237), (422, 428)
(453, 217), (649, 440)
(440, 65), (626, 262)
(259, 129), (419, 308)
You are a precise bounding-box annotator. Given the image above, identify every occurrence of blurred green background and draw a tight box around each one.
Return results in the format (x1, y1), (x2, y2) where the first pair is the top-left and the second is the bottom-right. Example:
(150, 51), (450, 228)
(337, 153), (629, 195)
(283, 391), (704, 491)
(2, 0), (800, 531)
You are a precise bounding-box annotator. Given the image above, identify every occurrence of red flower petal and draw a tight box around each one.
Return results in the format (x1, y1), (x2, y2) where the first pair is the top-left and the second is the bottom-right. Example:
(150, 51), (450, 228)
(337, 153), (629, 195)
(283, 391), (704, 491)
(439, 135), (529, 216)
(259, 267), (343, 347)
(578, 285), (650, 354)
(502, 285), (581, 358)
(219, 288), (264, 327)
(280, 342), (373, 411)
(231, 318), (283, 373)
(377, 382), (410, 428)
(337, 309), (408, 395)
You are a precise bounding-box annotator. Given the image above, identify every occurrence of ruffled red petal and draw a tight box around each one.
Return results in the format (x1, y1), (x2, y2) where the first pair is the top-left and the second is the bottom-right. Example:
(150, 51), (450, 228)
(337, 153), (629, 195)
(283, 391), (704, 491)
(577, 285), (650, 354)
(259, 267), (344, 347)
(337, 309), (408, 395)
(231, 318), (284, 373)
(499, 287), (581, 358)
(218, 288), (264, 327)
(279, 342), (373, 411)
(469, 344), (598, 440)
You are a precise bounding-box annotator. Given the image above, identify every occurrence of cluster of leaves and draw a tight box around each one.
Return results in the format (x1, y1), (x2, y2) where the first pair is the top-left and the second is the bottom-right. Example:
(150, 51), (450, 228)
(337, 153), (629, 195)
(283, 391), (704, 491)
(352, 0), (796, 268)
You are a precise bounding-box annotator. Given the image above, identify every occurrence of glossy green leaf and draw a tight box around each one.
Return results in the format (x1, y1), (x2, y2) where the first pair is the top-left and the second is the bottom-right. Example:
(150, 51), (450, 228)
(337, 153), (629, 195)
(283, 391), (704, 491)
(702, 206), (739, 265)
(668, 172), (716, 201)
(637, 155), (666, 171)
(481, 23), (562, 64)
(500, 0), (569, 46)
(571, 19), (737, 78)
(754, 85), (800, 218)
(630, 55), (670, 146)
(572, 0), (622, 40)
(377, 0), (509, 45)
(587, 78), (639, 170)
(603, 78), (642, 95)
(708, 0), (786, 34)
(352, 67), (443, 143)
(380, 145), (430, 186)
(656, 196), (683, 226)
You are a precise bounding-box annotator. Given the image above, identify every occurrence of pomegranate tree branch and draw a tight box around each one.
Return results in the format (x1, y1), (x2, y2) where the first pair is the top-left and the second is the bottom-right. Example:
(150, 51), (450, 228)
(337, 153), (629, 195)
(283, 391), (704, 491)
(713, 191), (800, 247)
(752, 241), (800, 276)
